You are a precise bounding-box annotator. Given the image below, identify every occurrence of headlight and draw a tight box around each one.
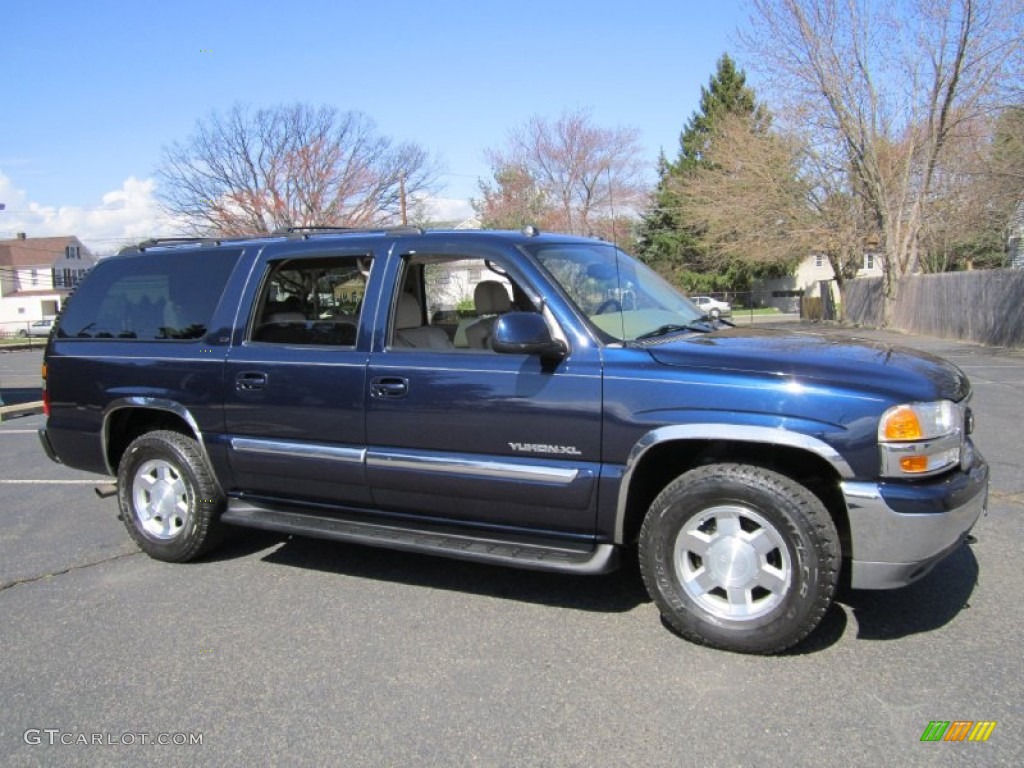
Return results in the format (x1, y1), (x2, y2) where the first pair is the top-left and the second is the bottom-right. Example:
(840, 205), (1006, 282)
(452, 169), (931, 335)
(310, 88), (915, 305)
(878, 401), (960, 442)
(878, 400), (966, 478)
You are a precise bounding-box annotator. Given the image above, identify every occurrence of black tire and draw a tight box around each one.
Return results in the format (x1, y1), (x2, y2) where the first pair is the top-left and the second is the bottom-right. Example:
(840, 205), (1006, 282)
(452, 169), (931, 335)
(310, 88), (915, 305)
(709, 308), (721, 319)
(117, 430), (225, 562)
(639, 463), (839, 654)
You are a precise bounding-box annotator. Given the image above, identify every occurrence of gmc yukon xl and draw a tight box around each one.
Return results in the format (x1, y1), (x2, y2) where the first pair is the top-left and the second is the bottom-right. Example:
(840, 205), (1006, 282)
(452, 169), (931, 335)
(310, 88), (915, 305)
(38, 227), (989, 653)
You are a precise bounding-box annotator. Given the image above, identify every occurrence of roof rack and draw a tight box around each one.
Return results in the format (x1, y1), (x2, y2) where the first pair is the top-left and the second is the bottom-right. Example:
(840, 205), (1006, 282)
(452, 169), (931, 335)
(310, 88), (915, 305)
(119, 237), (225, 254)
(272, 225), (425, 238)
(118, 226), (426, 254)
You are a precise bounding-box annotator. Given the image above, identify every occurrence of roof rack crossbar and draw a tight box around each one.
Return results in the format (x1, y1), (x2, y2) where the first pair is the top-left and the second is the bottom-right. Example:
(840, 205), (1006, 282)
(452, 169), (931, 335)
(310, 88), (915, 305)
(120, 237), (225, 254)
(272, 225), (424, 238)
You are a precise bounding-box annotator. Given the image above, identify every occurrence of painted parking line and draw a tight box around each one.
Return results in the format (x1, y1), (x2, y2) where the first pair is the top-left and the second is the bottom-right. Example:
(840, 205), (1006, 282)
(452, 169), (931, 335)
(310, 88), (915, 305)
(0, 430), (41, 434)
(949, 362), (1024, 372)
(0, 479), (100, 484)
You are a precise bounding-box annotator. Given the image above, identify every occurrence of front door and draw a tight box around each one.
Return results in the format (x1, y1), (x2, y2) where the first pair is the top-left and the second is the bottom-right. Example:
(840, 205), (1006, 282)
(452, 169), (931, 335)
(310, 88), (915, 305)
(365, 246), (603, 536)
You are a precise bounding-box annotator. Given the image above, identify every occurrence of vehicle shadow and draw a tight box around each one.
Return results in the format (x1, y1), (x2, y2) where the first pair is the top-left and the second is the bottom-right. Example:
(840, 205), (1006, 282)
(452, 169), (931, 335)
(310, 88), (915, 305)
(837, 540), (979, 641)
(783, 541), (978, 654)
(202, 528), (290, 562)
(208, 530), (978, 650)
(257, 534), (651, 614)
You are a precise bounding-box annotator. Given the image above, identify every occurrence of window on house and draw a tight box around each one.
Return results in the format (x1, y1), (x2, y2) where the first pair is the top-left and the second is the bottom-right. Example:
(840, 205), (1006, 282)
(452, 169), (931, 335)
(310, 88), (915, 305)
(864, 253), (876, 270)
(66, 245), (80, 259)
(30, 269), (38, 286)
(814, 255), (824, 268)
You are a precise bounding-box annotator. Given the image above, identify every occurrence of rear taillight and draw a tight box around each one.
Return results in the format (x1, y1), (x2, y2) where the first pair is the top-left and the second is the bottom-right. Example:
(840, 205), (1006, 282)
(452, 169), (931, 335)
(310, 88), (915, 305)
(41, 362), (50, 417)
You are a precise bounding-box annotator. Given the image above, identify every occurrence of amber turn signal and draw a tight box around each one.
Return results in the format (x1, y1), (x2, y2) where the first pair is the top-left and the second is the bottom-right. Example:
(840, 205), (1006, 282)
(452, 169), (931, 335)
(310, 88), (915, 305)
(883, 406), (923, 441)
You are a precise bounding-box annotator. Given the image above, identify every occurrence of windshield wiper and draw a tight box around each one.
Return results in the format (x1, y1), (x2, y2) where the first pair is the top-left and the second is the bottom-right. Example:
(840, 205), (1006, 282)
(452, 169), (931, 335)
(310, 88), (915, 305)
(634, 322), (712, 341)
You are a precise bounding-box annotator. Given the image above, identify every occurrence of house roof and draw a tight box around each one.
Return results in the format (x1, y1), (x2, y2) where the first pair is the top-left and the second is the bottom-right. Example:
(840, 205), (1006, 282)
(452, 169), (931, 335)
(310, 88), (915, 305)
(0, 236), (91, 269)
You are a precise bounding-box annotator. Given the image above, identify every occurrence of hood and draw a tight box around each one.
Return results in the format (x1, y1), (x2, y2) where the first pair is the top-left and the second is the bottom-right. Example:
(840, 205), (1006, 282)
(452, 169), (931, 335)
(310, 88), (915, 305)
(644, 327), (970, 403)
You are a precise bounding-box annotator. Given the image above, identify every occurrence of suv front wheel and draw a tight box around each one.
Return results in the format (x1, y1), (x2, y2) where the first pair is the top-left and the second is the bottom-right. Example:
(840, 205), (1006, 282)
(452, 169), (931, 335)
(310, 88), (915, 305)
(117, 430), (225, 562)
(639, 463), (839, 654)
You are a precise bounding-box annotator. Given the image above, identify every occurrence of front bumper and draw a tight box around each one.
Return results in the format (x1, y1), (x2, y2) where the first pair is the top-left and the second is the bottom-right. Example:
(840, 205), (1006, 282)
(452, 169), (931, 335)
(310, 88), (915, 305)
(843, 451), (989, 590)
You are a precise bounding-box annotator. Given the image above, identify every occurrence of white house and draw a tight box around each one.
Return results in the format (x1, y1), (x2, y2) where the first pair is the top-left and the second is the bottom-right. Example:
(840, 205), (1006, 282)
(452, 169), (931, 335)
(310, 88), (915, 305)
(753, 253), (884, 312)
(0, 233), (96, 330)
(1010, 201), (1024, 269)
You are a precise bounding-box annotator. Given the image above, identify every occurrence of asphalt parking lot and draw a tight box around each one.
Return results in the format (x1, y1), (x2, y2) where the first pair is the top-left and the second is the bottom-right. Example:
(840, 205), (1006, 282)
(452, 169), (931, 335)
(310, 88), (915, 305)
(1, 327), (1022, 767)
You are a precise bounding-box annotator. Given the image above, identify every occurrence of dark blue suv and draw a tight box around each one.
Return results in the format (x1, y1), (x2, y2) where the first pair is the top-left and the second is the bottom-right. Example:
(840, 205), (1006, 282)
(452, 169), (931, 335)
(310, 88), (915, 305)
(38, 227), (989, 653)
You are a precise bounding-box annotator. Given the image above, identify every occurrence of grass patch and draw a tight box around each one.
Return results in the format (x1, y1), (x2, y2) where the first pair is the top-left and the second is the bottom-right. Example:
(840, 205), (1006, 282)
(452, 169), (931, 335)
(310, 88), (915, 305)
(0, 337), (46, 349)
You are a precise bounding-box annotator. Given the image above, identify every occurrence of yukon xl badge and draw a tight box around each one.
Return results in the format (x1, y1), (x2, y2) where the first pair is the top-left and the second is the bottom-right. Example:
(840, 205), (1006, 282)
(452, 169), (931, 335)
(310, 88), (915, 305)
(508, 442), (582, 456)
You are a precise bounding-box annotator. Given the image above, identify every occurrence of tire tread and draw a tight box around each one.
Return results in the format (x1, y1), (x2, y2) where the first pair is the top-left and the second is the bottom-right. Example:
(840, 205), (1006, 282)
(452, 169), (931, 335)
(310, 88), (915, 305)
(639, 463), (839, 654)
(117, 430), (225, 562)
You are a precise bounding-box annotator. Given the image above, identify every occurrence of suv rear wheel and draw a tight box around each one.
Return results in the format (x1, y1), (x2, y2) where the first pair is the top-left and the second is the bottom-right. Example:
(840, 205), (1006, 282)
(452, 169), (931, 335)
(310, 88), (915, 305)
(639, 463), (839, 654)
(117, 430), (225, 562)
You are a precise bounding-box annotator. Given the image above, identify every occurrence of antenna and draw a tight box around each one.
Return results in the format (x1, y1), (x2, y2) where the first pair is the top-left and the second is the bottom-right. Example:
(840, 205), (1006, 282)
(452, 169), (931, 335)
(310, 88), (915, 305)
(607, 166), (618, 246)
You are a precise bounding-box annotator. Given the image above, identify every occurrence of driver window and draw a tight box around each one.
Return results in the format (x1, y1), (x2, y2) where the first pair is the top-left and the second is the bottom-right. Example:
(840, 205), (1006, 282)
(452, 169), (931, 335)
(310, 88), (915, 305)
(391, 256), (535, 351)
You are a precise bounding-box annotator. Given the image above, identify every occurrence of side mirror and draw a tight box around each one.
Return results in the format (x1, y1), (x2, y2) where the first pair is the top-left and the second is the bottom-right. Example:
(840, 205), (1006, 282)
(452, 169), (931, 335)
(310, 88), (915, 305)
(491, 312), (566, 359)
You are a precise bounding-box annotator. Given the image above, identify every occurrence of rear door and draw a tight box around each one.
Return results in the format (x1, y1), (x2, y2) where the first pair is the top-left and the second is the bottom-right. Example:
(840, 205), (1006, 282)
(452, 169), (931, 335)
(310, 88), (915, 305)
(222, 247), (378, 507)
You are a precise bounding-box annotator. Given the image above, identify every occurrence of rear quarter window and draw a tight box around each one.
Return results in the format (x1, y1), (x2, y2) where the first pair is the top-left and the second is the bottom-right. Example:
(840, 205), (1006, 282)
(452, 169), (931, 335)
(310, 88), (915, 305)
(56, 248), (243, 340)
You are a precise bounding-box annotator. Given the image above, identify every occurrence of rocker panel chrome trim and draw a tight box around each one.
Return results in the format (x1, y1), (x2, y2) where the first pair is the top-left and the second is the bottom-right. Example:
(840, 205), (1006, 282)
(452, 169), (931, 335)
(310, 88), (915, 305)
(230, 437), (366, 464)
(367, 450), (580, 485)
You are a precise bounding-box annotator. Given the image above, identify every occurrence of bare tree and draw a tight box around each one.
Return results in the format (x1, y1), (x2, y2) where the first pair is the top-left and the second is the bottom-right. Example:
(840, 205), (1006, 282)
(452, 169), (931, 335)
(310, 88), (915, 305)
(919, 112), (1023, 271)
(473, 164), (551, 231)
(746, 0), (1023, 324)
(478, 109), (648, 242)
(676, 112), (872, 318)
(156, 103), (439, 236)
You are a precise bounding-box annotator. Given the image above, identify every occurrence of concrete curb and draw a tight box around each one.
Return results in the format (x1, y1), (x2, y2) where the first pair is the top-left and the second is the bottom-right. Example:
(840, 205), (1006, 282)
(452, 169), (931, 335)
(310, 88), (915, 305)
(0, 401), (44, 421)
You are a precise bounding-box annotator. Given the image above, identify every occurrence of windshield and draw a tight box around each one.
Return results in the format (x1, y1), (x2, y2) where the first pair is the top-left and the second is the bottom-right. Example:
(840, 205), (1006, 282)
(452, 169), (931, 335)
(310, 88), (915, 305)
(527, 242), (706, 342)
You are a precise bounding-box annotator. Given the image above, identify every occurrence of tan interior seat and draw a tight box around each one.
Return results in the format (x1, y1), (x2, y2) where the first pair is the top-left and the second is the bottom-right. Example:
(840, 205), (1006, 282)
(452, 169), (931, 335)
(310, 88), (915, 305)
(465, 281), (512, 349)
(393, 294), (453, 349)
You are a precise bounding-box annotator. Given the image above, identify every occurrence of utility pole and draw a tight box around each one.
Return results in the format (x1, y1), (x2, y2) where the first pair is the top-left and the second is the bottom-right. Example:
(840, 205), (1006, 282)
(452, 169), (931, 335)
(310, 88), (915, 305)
(399, 172), (408, 226)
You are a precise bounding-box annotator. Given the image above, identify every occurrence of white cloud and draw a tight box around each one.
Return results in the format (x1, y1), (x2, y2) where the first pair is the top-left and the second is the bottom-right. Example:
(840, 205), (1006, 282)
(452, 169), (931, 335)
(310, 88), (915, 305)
(414, 194), (476, 225)
(0, 174), (478, 254)
(0, 173), (178, 255)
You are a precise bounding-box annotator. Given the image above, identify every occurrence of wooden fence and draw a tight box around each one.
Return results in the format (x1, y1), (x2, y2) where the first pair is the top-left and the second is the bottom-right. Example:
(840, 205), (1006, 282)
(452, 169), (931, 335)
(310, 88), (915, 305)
(844, 269), (1024, 347)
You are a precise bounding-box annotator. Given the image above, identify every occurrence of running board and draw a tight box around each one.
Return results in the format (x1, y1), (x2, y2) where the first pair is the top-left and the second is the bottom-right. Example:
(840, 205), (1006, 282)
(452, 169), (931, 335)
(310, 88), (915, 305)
(220, 502), (618, 575)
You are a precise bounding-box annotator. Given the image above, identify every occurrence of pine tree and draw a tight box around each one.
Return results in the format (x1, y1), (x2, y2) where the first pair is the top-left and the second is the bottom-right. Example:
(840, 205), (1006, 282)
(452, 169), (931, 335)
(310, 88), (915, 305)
(637, 54), (768, 292)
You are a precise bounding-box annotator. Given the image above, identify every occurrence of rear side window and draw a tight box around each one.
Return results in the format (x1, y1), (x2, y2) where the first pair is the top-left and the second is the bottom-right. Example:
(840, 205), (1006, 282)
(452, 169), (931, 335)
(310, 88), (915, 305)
(250, 255), (372, 346)
(57, 248), (242, 340)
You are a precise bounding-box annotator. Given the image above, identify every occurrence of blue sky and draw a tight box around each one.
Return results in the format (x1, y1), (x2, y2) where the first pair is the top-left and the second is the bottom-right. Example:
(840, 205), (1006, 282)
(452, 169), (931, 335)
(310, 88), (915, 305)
(0, 0), (749, 251)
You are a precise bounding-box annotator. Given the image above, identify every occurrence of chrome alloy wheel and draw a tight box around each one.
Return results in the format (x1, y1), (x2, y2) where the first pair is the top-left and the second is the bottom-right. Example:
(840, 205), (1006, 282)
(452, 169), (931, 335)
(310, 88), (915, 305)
(674, 505), (792, 620)
(131, 458), (191, 540)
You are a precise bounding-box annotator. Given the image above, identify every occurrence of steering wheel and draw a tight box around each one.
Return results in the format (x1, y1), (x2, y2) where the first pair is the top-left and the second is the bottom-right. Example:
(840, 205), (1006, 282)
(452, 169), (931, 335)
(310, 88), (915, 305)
(594, 299), (622, 315)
